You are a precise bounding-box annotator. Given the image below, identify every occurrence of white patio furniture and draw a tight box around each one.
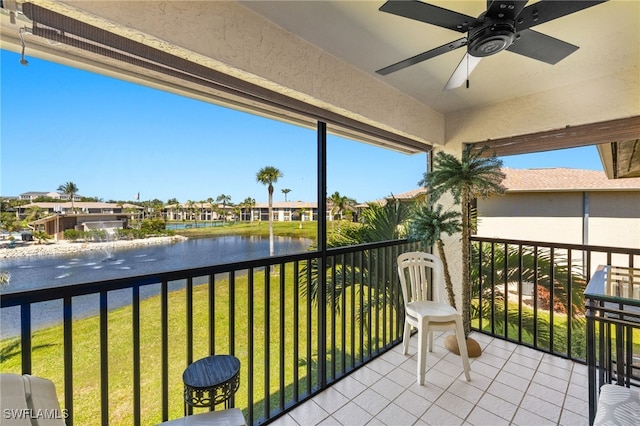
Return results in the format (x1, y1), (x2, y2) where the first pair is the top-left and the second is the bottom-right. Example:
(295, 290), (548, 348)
(397, 252), (471, 385)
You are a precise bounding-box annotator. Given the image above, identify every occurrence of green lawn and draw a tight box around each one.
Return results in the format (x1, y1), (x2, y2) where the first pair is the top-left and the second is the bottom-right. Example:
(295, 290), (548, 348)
(0, 259), (396, 425)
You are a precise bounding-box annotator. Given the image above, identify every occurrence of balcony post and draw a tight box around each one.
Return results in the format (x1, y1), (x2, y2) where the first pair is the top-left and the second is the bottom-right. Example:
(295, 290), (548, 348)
(317, 121), (327, 389)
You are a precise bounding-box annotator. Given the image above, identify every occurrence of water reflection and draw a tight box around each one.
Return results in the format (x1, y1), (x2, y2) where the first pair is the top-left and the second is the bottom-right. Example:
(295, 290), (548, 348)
(0, 236), (311, 338)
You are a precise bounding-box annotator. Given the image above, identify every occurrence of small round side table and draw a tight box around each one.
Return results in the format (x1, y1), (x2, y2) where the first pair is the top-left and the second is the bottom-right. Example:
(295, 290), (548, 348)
(182, 354), (240, 415)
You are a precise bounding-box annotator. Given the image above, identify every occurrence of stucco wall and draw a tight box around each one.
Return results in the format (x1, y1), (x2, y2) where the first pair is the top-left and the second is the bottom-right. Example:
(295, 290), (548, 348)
(476, 191), (640, 249)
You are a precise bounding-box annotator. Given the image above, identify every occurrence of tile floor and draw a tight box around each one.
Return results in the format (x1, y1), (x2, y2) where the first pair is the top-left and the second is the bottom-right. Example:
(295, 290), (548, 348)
(271, 332), (589, 426)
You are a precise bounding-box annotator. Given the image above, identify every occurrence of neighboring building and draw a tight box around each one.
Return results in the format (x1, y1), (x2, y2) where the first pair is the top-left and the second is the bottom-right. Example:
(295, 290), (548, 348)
(18, 202), (140, 216)
(20, 202), (142, 240)
(475, 168), (640, 273)
(18, 191), (82, 201)
(164, 201), (319, 223)
(251, 201), (318, 222)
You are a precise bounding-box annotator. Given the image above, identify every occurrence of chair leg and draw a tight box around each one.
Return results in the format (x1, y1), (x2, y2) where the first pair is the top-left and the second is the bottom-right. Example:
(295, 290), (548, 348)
(428, 330), (434, 352)
(402, 321), (411, 355)
(454, 316), (472, 382)
(417, 321), (428, 385)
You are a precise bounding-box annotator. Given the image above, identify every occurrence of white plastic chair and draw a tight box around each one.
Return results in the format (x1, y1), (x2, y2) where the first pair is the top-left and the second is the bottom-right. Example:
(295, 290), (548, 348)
(397, 252), (471, 385)
(0, 373), (65, 426)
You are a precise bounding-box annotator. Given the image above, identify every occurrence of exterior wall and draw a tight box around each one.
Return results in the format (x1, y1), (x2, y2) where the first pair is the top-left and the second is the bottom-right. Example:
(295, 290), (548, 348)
(476, 191), (640, 250)
(476, 192), (585, 244)
(588, 192), (640, 249)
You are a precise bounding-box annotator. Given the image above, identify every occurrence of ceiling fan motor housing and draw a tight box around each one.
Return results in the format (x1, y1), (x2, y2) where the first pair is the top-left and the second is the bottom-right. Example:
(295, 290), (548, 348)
(468, 19), (516, 58)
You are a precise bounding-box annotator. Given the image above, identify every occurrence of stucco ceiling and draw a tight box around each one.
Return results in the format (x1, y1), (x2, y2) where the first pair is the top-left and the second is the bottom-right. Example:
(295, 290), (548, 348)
(241, 0), (638, 115)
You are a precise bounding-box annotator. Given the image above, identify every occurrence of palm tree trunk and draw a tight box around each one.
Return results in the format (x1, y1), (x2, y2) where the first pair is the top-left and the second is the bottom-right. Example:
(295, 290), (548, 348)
(436, 239), (457, 309)
(268, 192), (274, 256)
(461, 188), (472, 336)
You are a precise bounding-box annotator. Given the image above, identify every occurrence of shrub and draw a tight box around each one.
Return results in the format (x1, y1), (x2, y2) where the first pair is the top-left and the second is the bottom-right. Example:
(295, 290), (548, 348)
(140, 219), (166, 235)
(86, 229), (108, 241)
(64, 229), (84, 241)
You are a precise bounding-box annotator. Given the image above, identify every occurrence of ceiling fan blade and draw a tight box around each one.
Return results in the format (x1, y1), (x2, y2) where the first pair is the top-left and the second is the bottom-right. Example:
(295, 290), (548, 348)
(507, 29), (578, 64)
(485, 0), (528, 21)
(376, 38), (467, 76)
(379, 0), (476, 33)
(444, 53), (482, 90)
(516, 1), (607, 31)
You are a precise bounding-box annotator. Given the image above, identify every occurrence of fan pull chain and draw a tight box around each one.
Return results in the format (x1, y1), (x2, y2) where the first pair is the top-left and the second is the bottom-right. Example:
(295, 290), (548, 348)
(466, 53), (470, 89)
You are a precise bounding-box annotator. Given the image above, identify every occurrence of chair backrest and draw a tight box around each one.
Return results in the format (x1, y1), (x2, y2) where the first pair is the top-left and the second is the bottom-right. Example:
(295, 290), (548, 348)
(0, 373), (65, 426)
(397, 251), (446, 306)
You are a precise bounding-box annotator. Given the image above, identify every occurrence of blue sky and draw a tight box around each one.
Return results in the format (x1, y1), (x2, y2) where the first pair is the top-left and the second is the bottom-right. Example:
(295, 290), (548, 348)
(1, 50), (603, 204)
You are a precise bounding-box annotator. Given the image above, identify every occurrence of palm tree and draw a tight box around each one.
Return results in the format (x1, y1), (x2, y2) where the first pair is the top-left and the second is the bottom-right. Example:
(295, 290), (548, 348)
(206, 197), (215, 222)
(256, 166), (283, 256)
(360, 197), (412, 242)
(216, 194), (232, 224)
(241, 197), (256, 222)
(328, 191), (355, 231)
(328, 191), (347, 220)
(300, 196), (417, 333)
(419, 145), (506, 337)
(57, 181), (79, 212)
(408, 203), (462, 308)
(297, 207), (307, 229)
(281, 188), (291, 202)
(186, 200), (196, 225)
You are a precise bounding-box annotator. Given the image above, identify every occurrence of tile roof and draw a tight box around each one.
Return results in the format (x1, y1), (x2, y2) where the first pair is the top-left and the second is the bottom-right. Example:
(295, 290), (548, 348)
(502, 168), (640, 192)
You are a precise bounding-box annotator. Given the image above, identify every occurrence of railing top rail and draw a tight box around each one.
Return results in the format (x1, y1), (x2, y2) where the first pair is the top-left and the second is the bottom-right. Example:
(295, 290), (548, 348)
(0, 239), (415, 308)
(326, 238), (411, 256)
(471, 236), (640, 256)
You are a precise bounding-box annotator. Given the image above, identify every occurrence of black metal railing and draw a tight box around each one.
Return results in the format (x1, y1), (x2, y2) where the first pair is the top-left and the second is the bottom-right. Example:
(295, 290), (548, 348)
(585, 265), (640, 424)
(0, 239), (419, 425)
(471, 236), (640, 363)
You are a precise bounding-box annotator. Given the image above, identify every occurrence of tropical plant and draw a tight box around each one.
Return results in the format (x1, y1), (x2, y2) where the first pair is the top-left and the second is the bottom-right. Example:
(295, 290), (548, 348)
(408, 203), (462, 308)
(63, 229), (84, 241)
(297, 207), (307, 229)
(328, 191), (355, 221)
(419, 145), (506, 336)
(300, 197), (417, 330)
(1, 212), (20, 233)
(32, 230), (51, 244)
(186, 200), (196, 225)
(360, 197), (412, 242)
(216, 194), (232, 223)
(256, 166), (283, 256)
(232, 206), (241, 223)
(241, 197), (256, 222)
(281, 188), (291, 202)
(471, 241), (587, 356)
(57, 181), (79, 212)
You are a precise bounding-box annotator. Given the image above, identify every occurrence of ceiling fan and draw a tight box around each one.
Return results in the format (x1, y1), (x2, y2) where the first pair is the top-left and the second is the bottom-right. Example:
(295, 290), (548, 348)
(376, 0), (607, 89)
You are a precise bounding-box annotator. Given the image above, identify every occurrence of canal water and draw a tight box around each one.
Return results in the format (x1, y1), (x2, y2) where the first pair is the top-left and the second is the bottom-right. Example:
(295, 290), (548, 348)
(0, 236), (312, 338)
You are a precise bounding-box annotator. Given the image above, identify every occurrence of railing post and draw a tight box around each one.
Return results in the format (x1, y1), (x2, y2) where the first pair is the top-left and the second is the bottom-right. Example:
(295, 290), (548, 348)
(317, 121), (327, 389)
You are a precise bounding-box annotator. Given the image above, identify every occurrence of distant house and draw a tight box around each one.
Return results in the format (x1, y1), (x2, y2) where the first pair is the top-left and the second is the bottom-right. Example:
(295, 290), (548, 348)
(18, 191), (81, 201)
(251, 201), (318, 222)
(163, 201), (319, 223)
(21, 202), (142, 240)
